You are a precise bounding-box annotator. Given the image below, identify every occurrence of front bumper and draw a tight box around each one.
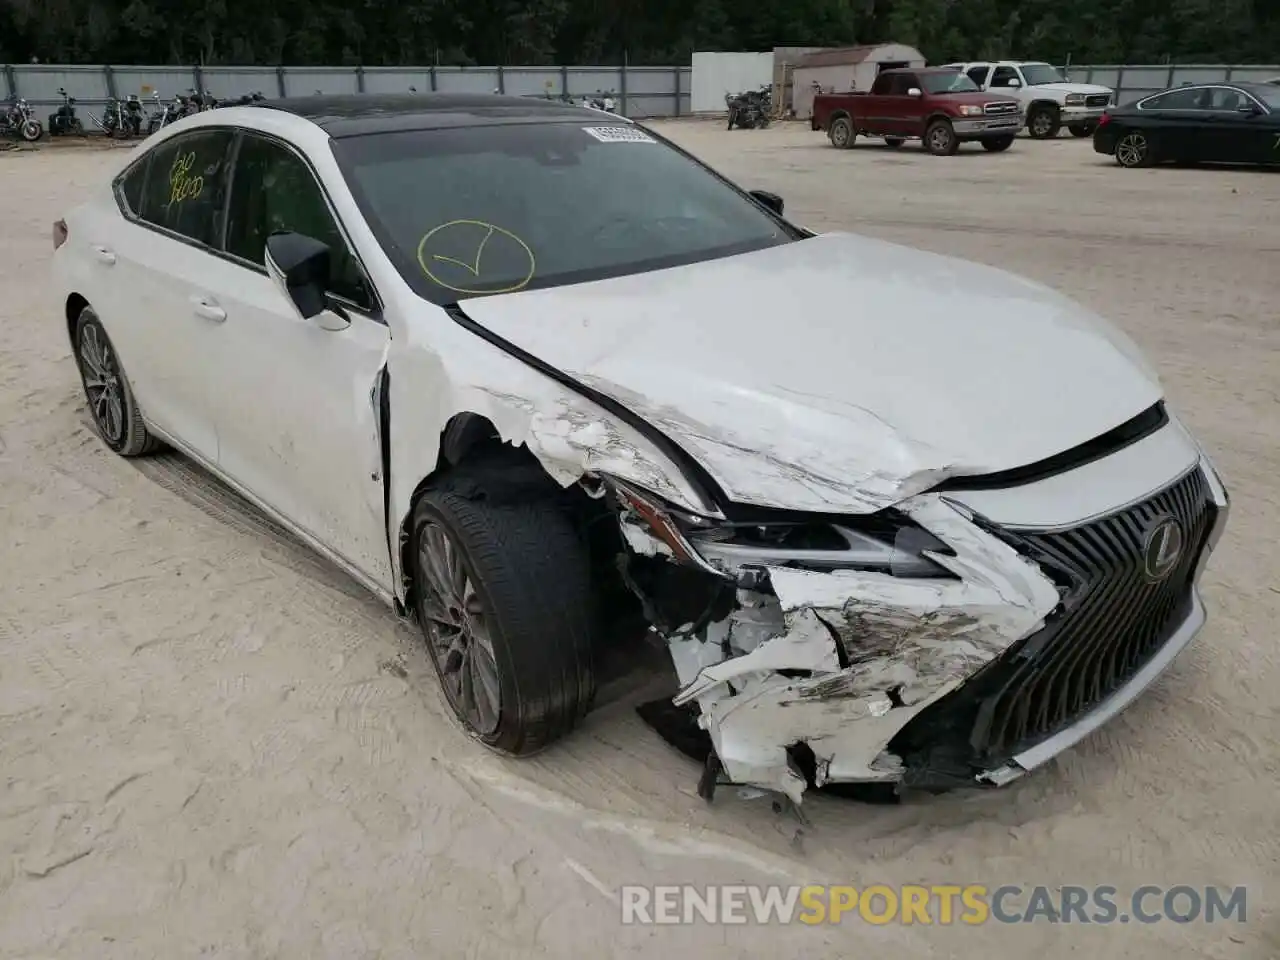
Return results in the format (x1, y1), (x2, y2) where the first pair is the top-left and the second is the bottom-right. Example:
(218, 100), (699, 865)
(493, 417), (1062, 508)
(1060, 105), (1108, 125)
(953, 116), (1022, 136)
(638, 449), (1228, 804)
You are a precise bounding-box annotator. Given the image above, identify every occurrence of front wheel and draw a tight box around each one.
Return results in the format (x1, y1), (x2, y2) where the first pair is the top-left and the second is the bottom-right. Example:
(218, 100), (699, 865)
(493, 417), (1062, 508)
(19, 119), (41, 141)
(1068, 123), (1094, 137)
(1114, 130), (1154, 168)
(73, 308), (161, 456)
(924, 119), (959, 156)
(981, 135), (1015, 152)
(1027, 104), (1061, 139)
(411, 477), (596, 755)
(828, 116), (855, 149)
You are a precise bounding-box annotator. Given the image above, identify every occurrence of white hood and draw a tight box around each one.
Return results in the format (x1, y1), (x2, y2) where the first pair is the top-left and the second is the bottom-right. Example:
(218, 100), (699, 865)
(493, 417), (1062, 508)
(1030, 82), (1113, 96)
(460, 232), (1162, 514)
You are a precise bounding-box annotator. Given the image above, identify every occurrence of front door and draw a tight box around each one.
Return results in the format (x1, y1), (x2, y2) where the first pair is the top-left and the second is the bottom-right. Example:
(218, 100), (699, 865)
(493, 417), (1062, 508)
(209, 131), (393, 587)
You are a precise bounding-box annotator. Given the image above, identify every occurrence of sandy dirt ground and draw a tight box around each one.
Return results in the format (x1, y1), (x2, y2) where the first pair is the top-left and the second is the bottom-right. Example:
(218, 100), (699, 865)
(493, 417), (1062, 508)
(0, 125), (1277, 959)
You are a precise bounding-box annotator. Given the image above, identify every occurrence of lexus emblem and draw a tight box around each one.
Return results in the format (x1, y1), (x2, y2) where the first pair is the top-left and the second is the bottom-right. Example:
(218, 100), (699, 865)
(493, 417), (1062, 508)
(1142, 516), (1184, 581)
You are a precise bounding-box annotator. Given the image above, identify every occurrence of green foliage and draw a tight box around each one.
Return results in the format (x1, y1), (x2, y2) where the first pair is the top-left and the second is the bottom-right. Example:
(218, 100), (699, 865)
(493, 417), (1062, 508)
(0, 0), (1275, 65)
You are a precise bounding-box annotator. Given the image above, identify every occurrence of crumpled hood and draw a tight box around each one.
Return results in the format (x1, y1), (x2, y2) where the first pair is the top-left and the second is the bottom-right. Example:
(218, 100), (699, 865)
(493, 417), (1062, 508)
(459, 232), (1162, 514)
(1029, 82), (1114, 96)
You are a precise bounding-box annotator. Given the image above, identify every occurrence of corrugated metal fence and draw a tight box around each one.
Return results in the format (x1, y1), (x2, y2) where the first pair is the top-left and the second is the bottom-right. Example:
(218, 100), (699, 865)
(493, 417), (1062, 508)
(1063, 64), (1280, 106)
(0, 63), (693, 118)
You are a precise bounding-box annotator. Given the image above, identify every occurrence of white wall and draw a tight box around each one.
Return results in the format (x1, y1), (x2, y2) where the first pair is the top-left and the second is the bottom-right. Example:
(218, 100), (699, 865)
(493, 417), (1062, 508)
(690, 52), (774, 112)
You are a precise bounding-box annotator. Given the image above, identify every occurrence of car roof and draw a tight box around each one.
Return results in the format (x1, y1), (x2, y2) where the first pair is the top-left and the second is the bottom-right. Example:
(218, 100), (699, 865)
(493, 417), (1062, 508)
(252, 92), (617, 138)
(881, 66), (958, 76)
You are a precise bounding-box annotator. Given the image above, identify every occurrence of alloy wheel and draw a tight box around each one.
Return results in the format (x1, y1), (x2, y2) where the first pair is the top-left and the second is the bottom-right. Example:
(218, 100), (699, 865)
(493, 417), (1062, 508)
(1031, 112), (1053, 136)
(77, 323), (125, 444)
(1115, 132), (1148, 167)
(417, 521), (502, 735)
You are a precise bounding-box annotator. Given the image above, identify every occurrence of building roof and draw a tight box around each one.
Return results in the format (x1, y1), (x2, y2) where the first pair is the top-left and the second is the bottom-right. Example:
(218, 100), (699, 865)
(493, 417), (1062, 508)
(253, 92), (604, 138)
(794, 44), (917, 68)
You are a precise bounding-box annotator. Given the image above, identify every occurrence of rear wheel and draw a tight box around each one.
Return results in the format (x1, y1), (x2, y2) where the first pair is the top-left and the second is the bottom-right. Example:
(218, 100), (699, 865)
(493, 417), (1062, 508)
(1027, 104), (1061, 139)
(411, 475), (596, 755)
(883, 137), (905, 148)
(924, 119), (959, 156)
(981, 135), (1015, 152)
(1114, 130), (1154, 167)
(73, 307), (161, 456)
(1068, 123), (1094, 137)
(828, 116), (855, 149)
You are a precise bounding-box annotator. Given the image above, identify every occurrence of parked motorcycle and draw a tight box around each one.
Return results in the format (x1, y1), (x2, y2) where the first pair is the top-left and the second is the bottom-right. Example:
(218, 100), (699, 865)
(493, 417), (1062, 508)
(725, 84), (772, 130)
(1, 97), (42, 141)
(117, 94), (145, 137)
(47, 88), (84, 136)
(580, 90), (618, 113)
(144, 91), (179, 134)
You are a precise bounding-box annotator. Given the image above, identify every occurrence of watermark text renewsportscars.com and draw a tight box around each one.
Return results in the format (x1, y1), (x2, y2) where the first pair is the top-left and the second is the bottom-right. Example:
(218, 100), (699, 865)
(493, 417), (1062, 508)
(619, 884), (1248, 926)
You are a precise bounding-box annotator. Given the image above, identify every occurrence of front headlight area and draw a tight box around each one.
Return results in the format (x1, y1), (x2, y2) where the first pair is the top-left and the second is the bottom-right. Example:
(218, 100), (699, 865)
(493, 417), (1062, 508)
(605, 475), (957, 585)
(600, 475), (960, 666)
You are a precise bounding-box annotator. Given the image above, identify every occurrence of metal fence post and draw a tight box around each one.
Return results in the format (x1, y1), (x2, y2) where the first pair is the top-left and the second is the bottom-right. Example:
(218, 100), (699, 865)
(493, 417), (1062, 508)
(429, 65), (437, 91)
(1166, 64), (1175, 88)
(1116, 67), (1126, 103)
(560, 64), (568, 98)
(356, 65), (365, 93)
(619, 56), (628, 117)
(193, 63), (204, 96)
(673, 64), (680, 116)
(3, 64), (16, 99)
(1225, 66), (1233, 82)
(276, 65), (287, 97)
(496, 64), (504, 93)
(104, 64), (118, 100)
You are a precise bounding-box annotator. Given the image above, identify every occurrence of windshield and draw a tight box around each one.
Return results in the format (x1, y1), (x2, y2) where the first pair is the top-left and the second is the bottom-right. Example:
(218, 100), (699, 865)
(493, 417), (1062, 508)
(920, 72), (980, 94)
(333, 122), (794, 303)
(1020, 63), (1066, 86)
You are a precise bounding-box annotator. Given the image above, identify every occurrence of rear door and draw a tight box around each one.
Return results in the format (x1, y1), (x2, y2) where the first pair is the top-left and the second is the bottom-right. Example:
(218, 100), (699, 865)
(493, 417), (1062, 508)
(93, 128), (236, 462)
(208, 130), (392, 585)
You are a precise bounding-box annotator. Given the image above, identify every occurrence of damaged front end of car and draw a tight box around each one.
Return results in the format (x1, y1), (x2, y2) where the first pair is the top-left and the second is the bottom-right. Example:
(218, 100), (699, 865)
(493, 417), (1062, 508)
(594, 474), (1064, 805)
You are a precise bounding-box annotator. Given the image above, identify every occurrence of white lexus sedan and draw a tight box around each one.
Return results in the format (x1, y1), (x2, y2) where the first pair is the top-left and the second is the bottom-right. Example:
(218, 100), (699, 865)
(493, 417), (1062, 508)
(52, 93), (1228, 804)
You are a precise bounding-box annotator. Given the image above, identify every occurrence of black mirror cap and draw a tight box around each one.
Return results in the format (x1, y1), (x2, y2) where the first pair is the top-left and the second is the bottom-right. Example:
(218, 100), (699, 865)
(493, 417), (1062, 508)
(1237, 102), (1262, 115)
(750, 189), (784, 217)
(265, 231), (331, 319)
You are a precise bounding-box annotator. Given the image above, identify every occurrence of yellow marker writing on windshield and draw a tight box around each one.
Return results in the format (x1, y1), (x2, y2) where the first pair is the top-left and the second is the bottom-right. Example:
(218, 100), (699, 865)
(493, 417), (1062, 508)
(416, 219), (536, 296)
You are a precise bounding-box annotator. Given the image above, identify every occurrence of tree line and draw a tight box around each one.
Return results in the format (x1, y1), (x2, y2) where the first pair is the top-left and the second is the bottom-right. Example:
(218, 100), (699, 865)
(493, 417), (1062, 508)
(2, 0), (1276, 68)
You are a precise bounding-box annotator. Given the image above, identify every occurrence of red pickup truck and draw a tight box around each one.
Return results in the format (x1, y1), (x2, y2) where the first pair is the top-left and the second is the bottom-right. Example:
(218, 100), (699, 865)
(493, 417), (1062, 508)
(812, 67), (1022, 155)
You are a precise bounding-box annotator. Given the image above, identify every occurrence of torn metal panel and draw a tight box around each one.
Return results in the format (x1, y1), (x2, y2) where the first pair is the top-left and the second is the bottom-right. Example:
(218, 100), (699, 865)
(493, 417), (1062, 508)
(665, 493), (1061, 801)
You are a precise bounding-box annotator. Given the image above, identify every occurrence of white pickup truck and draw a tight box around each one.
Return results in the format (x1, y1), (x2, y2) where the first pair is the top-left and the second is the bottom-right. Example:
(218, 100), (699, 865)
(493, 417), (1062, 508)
(942, 61), (1115, 139)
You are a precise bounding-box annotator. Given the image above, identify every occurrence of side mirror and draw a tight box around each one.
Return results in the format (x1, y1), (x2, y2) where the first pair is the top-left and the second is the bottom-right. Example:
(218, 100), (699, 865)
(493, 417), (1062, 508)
(264, 232), (349, 330)
(1007, 78), (1022, 88)
(1237, 103), (1262, 115)
(907, 87), (923, 97)
(749, 190), (784, 216)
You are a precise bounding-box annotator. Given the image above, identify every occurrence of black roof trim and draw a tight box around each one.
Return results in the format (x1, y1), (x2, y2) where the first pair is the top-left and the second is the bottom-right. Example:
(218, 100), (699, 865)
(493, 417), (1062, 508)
(252, 93), (609, 137)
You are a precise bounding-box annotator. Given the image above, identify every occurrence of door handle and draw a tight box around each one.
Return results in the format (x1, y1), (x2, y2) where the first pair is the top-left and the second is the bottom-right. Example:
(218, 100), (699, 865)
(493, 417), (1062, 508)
(190, 295), (226, 323)
(92, 245), (116, 265)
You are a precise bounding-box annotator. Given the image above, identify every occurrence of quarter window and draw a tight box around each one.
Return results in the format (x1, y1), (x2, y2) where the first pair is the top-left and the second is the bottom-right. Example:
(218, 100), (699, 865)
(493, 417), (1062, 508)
(115, 157), (148, 217)
(138, 130), (235, 246)
(225, 134), (370, 309)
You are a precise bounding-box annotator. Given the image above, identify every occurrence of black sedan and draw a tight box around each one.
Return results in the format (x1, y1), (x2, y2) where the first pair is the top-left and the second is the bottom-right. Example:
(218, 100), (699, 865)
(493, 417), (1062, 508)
(1093, 82), (1280, 167)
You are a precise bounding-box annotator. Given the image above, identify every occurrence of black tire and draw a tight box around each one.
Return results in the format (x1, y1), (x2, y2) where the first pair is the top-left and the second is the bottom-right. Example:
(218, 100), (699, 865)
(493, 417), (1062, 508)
(73, 307), (161, 456)
(981, 135), (1015, 152)
(410, 477), (596, 756)
(1068, 123), (1094, 137)
(924, 119), (959, 156)
(1114, 130), (1155, 168)
(828, 115), (855, 149)
(883, 137), (905, 148)
(1027, 104), (1061, 139)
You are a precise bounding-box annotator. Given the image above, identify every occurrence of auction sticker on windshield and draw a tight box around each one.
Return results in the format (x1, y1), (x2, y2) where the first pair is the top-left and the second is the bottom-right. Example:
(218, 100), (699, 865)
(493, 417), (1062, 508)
(582, 126), (656, 144)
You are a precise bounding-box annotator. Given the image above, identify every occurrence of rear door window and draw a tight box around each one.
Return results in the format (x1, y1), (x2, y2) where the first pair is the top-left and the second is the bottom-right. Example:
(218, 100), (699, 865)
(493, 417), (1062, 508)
(990, 66), (1021, 88)
(138, 130), (235, 246)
